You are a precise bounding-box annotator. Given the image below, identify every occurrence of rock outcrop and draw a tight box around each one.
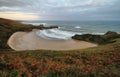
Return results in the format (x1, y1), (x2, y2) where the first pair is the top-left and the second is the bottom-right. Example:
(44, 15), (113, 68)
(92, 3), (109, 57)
(72, 31), (120, 44)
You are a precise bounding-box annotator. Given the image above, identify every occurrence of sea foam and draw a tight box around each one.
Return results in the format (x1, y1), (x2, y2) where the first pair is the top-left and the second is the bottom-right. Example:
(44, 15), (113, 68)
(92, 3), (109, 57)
(75, 26), (81, 29)
(36, 29), (77, 40)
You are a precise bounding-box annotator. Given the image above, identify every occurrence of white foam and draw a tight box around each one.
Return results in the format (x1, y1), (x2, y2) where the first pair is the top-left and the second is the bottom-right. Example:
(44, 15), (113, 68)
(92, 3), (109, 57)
(39, 23), (47, 26)
(22, 22), (47, 26)
(75, 26), (81, 29)
(36, 29), (77, 40)
(36, 28), (105, 40)
(92, 32), (105, 35)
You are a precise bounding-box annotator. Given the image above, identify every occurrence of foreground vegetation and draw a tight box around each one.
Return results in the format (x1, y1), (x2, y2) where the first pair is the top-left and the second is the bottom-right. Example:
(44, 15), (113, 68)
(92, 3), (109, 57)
(0, 38), (120, 77)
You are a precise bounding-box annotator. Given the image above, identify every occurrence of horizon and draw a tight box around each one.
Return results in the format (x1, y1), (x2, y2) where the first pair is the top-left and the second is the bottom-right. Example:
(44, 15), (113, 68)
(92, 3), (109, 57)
(1, 17), (120, 22)
(18, 19), (120, 22)
(0, 0), (120, 21)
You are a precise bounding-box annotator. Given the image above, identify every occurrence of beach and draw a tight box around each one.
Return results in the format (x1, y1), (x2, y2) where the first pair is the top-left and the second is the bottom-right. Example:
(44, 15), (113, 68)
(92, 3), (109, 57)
(7, 30), (97, 51)
(0, 0), (120, 76)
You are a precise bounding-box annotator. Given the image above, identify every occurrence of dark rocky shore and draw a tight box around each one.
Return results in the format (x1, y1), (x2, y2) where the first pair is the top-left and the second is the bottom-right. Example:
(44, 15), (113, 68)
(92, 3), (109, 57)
(72, 31), (120, 45)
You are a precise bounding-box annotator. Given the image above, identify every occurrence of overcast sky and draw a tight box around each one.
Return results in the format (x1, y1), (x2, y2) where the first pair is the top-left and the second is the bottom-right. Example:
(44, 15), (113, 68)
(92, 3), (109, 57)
(0, 0), (120, 20)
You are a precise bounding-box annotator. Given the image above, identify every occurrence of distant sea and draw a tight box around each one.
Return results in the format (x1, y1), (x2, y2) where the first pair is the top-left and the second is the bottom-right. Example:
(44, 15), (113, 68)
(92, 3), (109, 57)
(21, 21), (120, 40)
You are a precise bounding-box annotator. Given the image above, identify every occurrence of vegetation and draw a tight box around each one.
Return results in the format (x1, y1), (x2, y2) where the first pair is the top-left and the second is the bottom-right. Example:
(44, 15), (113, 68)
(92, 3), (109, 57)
(0, 38), (120, 77)
(0, 18), (120, 77)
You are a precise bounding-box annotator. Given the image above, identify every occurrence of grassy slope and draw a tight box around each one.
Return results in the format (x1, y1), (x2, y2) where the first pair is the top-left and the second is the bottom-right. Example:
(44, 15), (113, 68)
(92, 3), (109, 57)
(0, 18), (36, 49)
(0, 18), (57, 49)
(0, 39), (120, 77)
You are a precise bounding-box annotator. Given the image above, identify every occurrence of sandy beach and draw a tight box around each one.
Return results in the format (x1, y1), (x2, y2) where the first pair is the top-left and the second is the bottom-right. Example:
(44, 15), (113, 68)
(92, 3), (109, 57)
(7, 30), (97, 51)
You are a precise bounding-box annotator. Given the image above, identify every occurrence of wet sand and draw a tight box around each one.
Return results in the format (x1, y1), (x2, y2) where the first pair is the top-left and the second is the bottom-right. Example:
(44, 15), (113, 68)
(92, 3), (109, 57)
(7, 30), (98, 51)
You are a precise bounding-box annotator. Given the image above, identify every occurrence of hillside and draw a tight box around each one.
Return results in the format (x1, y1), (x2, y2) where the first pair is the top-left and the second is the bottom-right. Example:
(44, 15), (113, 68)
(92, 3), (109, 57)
(0, 38), (120, 77)
(0, 18), (57, 49)
(0, 18), (30, 27)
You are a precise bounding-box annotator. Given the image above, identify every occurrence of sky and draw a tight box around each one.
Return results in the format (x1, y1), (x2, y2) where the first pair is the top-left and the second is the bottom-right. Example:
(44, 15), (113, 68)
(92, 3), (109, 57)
(0, 0), (120, 21)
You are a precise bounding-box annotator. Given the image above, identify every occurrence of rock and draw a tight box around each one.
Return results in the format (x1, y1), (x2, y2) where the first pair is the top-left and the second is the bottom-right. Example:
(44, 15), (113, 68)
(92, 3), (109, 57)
(72, 31), (120, 45)
(44, 25), (58, 29)
(31, 25), (58, 30)
(104, 31), (120, 40)
(72, 34), (106, 44)
(105, 31), (118, 35)
(38, 24), (44, 27)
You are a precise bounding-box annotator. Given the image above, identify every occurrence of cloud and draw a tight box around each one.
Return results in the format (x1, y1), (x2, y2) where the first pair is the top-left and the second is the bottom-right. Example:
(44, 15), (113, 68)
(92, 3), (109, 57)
(0, 12), (39, 20)
(47, 0), (114, 8)
(0, 0), (120, 20)
(0, 6), (20, 11)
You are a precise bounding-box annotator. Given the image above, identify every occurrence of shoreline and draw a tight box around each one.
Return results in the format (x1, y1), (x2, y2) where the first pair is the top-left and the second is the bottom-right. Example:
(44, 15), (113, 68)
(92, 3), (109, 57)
(7, 30), (97, 51)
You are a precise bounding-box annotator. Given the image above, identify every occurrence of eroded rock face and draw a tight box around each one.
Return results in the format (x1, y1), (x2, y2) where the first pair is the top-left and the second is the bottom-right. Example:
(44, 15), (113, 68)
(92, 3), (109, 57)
(72, 31), (120, 44)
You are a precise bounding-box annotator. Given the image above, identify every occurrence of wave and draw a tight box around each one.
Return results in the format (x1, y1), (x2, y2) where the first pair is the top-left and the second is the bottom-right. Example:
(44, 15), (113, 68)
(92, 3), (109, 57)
(75, 26), (81, 29)
(36, 29), (78, 40)
(22, 22), (47, 26)
(91, 32), (105, 35)
(31, 23), (47, 26)
(36, 28), (105, 40)
(39, 23), (47, 26)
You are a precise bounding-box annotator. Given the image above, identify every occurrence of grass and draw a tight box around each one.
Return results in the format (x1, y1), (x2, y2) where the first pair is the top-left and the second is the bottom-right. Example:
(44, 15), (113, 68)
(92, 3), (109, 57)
(0, 39), (120, 77)
(0, 18), (120, 77)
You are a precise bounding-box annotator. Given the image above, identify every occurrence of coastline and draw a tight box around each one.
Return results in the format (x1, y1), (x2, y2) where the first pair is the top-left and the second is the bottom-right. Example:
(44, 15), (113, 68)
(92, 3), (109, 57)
(7, 30), (98, 51)
(1, 18), (120, 77)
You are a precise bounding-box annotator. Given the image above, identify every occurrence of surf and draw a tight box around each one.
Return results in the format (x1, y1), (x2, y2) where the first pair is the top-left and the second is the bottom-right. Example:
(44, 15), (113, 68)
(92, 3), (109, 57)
(36, 29), (77, 40)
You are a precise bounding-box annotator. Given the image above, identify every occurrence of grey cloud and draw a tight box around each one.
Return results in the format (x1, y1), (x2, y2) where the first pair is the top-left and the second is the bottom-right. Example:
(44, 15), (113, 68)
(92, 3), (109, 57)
(0, 0), (120, 20)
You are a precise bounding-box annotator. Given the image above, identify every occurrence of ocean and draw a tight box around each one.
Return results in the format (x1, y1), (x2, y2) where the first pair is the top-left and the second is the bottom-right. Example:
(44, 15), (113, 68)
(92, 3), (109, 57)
(22, 21), (120, 40)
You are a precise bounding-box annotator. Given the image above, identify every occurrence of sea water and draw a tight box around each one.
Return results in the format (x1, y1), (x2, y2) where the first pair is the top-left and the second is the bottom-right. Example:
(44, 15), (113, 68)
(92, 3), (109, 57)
(22, 21), (120, 40)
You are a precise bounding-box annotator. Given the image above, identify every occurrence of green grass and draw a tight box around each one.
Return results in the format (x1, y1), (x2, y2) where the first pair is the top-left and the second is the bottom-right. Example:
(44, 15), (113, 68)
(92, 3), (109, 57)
(0, 38), (120, 77)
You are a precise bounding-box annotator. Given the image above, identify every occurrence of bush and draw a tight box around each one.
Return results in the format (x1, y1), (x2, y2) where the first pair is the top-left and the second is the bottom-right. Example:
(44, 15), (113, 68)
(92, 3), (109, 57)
(10, 70), (18, 77)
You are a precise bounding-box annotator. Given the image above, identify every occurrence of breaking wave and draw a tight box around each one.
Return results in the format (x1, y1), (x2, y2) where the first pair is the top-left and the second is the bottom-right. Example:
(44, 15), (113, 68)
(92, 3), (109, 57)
(75, 26), (81, 29)
(36, 29), (79, 40)
(36, 29), (105, 40)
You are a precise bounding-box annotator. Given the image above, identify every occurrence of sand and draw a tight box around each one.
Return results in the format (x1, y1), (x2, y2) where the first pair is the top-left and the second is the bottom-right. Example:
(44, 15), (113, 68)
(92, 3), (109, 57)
(7, 30), (98, 51)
